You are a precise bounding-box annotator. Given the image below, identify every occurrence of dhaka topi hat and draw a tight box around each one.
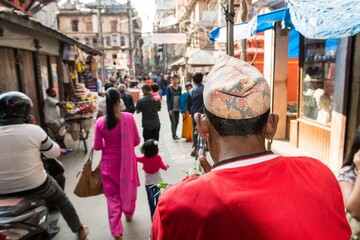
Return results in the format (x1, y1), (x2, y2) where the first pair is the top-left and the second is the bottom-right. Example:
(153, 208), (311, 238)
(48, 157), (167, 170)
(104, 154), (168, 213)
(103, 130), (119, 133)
(203, 54), (270, 120)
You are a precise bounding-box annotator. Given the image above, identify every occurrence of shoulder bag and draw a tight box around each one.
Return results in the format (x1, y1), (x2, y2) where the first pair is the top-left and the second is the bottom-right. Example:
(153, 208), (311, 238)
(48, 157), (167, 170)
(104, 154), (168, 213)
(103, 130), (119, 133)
(74, 149), (103, 197)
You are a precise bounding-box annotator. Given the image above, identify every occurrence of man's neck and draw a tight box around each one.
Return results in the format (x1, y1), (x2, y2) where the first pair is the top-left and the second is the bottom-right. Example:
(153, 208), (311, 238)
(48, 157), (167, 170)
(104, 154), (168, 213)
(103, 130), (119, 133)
(210, 135), (267, 163)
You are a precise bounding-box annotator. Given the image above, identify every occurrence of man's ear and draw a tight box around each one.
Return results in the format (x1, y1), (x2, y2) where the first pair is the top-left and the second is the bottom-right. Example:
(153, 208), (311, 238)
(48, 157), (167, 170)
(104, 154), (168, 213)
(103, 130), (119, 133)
(194, 113), (209, 139)
(264, 113), (279, 140)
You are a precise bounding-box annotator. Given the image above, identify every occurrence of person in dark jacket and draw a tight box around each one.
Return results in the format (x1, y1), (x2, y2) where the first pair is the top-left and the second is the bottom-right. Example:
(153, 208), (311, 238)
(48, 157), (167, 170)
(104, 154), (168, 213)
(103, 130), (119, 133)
(187, 72), (204, 156)
(118, 84), (135, 114)
(166, 75), (182, 140)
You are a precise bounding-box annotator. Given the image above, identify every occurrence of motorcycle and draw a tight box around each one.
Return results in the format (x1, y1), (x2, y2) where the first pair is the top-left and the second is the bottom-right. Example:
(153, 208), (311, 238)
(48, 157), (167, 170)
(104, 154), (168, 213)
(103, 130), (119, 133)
(0, 157), (65, 240)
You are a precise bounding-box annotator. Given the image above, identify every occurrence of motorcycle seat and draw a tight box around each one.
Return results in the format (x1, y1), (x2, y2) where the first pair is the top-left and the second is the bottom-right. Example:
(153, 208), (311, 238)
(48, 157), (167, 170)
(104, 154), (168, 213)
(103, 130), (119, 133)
(0, 197), (46, 217)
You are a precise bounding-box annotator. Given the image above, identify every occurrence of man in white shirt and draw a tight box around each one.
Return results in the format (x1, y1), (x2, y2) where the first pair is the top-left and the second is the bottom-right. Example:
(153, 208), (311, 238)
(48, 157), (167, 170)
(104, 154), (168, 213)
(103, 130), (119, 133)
(0, 91), (89, 240)
(44, 87), (68, 149)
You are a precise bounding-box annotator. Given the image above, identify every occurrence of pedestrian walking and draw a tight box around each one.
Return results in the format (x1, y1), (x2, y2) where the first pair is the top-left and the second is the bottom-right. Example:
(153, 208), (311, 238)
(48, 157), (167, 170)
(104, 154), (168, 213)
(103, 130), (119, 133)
(118, 84), (135, 113)
(93, 88), (140, 240)
(136, 84), (161, 142)
(151, 83), (161, 102)
(166, 75), (182, 140)
(97, 82), (126, 118)
(159, 74), (168, 99)
(136, 139), (169, 221)
(187, 72), (204, 156)
(151, 55), (351, 240)
(180, 82), (193, 142)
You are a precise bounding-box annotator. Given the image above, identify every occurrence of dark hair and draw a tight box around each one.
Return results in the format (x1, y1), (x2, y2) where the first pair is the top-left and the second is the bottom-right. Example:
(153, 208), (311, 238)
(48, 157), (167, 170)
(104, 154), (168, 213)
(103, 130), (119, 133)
(185, 82), (193, 88)
(46, 87), (54, 95)
(151, 83), (159, 92)
(104, 81), (114, 91)
(193, 72), (203, 84)
(142, 84), (151, 92)
(105, 87), (120, 130)
(141, 139), (159, 158)
(205, 108), (270, 136)
(342, 127), (360, 168)
(172, 74), (179, 79)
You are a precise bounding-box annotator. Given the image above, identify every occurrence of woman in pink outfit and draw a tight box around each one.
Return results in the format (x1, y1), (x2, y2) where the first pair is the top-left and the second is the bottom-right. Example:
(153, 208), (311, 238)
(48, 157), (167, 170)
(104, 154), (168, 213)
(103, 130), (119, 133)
(93, 87), (140, 240)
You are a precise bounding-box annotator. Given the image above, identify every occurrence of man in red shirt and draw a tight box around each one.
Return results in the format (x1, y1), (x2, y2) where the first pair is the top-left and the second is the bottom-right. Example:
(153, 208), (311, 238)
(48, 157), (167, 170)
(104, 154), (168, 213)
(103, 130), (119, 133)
(150, 55), (351, 239)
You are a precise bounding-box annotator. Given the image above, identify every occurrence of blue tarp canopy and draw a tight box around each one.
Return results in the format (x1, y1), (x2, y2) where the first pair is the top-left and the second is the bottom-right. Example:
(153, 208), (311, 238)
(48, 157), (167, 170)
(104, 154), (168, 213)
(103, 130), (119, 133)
(209, 8), (286, 42)
(210, 1), (360, 42)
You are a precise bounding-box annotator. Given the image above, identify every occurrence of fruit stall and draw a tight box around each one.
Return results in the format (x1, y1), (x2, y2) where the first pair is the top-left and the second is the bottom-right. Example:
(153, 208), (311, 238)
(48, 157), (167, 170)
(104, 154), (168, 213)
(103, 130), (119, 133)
(62, 83), (97, 153)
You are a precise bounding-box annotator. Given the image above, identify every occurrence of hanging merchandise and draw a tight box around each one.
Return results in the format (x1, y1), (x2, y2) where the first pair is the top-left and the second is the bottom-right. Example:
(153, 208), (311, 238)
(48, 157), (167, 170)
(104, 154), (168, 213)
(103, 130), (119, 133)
(288, 0), (360, 39)
(76, 61), (85, 73)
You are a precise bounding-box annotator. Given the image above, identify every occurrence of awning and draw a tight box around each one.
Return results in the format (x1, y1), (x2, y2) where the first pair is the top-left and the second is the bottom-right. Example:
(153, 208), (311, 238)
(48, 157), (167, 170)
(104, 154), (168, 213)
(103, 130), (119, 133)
(187, 49), (216, 67)
(209, 8), (286, 43)
(169, 57), (186, 67)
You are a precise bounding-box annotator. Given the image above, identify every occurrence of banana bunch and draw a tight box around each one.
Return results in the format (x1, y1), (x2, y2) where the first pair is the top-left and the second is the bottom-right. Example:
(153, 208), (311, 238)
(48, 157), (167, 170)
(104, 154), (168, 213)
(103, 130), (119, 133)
(66, 102), (77, 114)
(66, 102), (75, 110)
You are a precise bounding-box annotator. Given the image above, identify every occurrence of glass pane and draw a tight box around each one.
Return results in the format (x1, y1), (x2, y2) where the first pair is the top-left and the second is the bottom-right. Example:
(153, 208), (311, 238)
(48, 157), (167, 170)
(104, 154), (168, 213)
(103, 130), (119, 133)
(301, 38), (337, 125)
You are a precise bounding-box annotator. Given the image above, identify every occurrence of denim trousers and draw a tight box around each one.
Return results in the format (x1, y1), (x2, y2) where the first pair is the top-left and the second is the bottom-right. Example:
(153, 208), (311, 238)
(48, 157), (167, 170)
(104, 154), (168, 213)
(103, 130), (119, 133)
(145, 185), (160, 218)
(169, 111), (180, 138)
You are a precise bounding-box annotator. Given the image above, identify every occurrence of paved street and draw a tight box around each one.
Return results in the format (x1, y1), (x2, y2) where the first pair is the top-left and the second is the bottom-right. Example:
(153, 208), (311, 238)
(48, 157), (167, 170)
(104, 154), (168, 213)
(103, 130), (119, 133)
(54, 98), (202, 240)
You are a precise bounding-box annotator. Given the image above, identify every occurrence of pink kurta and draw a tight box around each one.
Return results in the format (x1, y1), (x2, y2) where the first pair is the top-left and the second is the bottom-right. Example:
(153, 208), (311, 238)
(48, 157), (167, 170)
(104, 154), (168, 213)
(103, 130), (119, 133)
(93, 112), (140, 237)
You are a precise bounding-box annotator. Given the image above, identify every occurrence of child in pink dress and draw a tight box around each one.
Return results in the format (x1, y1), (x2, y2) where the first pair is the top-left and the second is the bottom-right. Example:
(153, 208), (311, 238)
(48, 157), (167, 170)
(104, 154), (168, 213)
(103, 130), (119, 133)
(137, 139), (168, 220)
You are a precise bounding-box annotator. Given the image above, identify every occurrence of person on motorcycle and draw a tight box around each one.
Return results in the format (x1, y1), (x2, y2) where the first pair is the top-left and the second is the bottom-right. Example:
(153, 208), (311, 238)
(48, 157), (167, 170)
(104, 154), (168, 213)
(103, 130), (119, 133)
(0, 91), (89, 240)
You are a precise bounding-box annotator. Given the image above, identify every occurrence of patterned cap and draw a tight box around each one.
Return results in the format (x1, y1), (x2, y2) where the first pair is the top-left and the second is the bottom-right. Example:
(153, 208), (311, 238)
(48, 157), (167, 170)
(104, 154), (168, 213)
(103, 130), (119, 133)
(204, 54), (270, 120)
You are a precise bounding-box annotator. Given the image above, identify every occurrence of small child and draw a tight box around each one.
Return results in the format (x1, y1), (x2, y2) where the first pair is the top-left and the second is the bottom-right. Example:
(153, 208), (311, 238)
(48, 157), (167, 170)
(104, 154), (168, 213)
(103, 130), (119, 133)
(137, 139), (169, 220)
(151, 83), (161, 102)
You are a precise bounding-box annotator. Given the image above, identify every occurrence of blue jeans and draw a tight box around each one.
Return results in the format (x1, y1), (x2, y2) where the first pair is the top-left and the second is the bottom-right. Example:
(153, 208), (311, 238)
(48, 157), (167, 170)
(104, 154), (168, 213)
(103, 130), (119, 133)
(145, 185), (160, 218)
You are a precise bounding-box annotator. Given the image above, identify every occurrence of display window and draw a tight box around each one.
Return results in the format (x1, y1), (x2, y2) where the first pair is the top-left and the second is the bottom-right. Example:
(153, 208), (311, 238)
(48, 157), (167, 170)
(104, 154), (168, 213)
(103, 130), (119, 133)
(301, 39), (337, 125)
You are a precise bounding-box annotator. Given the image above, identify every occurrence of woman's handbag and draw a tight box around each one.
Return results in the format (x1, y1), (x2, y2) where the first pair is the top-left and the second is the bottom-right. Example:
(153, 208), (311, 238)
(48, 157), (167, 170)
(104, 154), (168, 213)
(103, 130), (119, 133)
(74, 149), (103, 197)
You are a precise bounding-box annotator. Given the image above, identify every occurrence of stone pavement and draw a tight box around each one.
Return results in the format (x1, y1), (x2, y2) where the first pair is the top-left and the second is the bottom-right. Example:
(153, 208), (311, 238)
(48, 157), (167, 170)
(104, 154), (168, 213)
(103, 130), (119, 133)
(54, 95), (303, 240)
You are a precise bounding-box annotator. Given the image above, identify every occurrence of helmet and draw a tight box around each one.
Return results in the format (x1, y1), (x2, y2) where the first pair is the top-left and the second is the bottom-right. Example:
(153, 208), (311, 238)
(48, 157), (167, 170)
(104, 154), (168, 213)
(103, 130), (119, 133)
(0, 91), (33, 119)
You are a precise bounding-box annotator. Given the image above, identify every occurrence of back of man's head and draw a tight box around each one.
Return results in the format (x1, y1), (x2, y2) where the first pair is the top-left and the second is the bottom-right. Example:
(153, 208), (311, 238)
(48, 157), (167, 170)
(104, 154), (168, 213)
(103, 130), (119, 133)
(203, 55), (270, 136)
(118, 84), (127, 93)
(142, 84), (151, 93)
(193, 72), (203, 84)
(104, 81), (114, 91)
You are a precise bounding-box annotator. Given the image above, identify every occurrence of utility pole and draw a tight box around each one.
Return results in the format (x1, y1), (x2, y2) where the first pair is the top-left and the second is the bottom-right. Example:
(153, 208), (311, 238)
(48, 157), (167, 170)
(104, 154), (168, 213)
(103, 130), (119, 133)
(225, 0), (235, 56)
(127, 0), (135, 77)
(240, 0), (249, 61)
(97, 0), (106, 83)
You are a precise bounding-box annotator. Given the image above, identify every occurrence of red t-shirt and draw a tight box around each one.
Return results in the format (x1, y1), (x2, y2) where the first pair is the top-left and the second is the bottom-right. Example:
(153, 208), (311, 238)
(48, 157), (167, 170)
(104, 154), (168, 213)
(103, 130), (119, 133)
(151, 153), (350, 240)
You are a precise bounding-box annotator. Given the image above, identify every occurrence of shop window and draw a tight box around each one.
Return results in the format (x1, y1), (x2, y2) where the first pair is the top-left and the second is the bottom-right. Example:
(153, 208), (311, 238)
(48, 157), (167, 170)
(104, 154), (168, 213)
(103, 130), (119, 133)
(92, 38), (98, 48)
(111, 20), (118, 32)
(120, 36), (125, 46)
(71, 20), (79, 32)
(301, 38), (337, 125)
(106, 36), (111, 46)
(86, 21), (93, 32)
(85, 37), (90, 46)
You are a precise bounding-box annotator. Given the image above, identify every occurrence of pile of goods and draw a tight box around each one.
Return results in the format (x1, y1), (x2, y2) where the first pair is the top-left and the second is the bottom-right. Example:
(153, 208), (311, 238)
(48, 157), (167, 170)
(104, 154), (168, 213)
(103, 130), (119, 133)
(65, 83), (97, 119)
